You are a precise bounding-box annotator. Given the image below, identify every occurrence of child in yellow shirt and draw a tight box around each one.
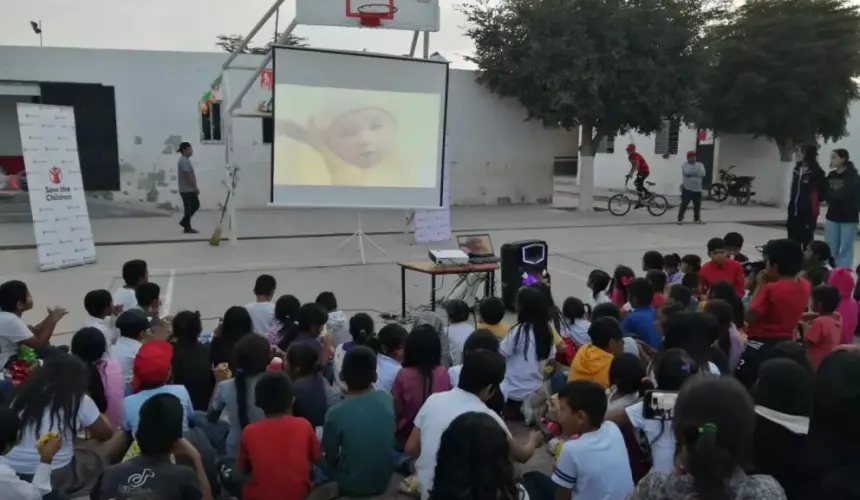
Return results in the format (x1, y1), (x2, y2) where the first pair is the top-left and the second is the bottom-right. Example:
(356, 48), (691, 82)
(476, 297), (511, 338)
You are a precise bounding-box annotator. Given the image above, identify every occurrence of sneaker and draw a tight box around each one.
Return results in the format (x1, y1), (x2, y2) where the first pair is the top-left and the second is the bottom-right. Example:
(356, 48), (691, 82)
(183, 227), (199, 234)
(695, 220), (705, 225)
(677, 220), (683, 225)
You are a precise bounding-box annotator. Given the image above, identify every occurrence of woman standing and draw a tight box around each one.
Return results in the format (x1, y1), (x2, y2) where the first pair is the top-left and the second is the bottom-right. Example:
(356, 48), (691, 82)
(788, 144), (826, 249)
(824, 149), (860, 268)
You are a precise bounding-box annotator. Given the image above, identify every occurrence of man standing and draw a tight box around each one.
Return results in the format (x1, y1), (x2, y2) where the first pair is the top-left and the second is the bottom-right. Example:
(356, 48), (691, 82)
(177, 142), (200, 234)
(677, 150), (706, 224)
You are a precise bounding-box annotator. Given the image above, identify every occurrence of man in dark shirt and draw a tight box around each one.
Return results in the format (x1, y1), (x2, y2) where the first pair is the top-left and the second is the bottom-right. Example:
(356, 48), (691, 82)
(92, 394), (211, 500)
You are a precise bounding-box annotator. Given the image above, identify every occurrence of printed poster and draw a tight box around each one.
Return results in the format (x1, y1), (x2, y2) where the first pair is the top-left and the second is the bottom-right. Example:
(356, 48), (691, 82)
(413, 134), (452, 243)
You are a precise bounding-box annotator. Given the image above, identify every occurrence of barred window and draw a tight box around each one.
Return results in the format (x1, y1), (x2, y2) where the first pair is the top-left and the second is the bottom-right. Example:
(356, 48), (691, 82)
(596, 136), (615, 154)
(654, 119), (680, 155)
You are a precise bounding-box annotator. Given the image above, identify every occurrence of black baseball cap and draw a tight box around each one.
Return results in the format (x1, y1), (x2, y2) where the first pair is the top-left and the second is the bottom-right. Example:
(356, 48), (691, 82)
(116, 309), (157, 337)
(177, 142), (192, 152)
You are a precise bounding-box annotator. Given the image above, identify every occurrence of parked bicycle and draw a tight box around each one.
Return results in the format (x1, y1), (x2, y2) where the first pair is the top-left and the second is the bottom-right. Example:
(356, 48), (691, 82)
(708, 165), (754, 205)
(608, 176), (669, 216)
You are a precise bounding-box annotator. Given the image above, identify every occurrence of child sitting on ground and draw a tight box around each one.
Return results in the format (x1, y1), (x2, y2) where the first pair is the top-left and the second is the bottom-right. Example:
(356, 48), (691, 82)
(323, 346), (396, 496)
(287, 342), (329, 429)
(805, 285), (843, 369)
(700, 237), (745, 297)
(476, 297), (511, 338)
(725, 231), (749, 263)
(645, 270), (667, 308)
(681, 271), (702, 304)
(332, 313), (374, 394)
(561, 297), (591, 347)
(567, 317), (625, 388)
(642, 251), (664, 273)
(375, 324), (407, 392)
(551, 380), (634, 499)
(668, 284), (694, 311)
(445, 299), (473, 365)
(316, 291), (349, 347)
(0, 407), (62, 498)
(663, 253), (683, 288)
(245, 274), (277, 336)
(828, 268), (858, 345)
(239, 371), (320, 500)
(620, 278), (661, 348)
(608, 266), (635, 309)
(587, 270), (613, 306)
(680, 254), (702, 275)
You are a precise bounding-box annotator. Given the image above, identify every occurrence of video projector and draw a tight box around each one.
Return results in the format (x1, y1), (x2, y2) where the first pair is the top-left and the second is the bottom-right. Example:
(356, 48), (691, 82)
(428, 249), (470, 266)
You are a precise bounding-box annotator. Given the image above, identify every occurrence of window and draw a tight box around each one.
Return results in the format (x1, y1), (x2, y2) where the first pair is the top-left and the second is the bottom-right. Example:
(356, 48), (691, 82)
(262, 117), (273, 144)
(596, 136), (615, 154)
(200, 101), (223, 142)
(654, 119), (680, 155)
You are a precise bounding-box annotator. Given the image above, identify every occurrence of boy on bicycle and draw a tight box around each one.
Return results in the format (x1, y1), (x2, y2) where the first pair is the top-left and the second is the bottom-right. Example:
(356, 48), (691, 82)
(625, 144), (652, 205)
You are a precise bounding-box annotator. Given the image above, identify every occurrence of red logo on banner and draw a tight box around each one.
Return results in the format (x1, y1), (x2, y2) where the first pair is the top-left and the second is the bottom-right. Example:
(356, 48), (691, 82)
(49, 167), (62, 185)
(260, 71), (274, 90)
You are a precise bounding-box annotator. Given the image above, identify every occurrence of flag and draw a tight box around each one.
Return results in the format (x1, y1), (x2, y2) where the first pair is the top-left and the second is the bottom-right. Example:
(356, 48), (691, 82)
(30, 21), (41, 34)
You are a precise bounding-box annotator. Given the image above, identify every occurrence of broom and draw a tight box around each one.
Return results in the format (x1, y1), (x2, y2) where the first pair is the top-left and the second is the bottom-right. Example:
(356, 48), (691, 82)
(208, 191), (230, 246)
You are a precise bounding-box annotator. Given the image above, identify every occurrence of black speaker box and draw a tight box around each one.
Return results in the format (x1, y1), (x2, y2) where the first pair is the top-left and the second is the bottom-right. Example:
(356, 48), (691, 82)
(500, 239), (549, 311)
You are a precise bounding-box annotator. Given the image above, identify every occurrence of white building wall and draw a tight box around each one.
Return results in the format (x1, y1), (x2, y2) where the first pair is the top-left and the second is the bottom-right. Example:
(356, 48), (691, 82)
(591, 127), (700, 195)
(0, 46), (556, 210)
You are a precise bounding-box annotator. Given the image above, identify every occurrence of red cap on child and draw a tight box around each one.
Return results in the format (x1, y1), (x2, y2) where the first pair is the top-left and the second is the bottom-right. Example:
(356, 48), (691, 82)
(131, 341), (173, 393)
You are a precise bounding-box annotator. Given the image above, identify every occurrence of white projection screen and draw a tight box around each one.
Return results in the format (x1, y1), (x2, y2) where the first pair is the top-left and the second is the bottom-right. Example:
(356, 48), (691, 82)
(271, 46), (450, 209)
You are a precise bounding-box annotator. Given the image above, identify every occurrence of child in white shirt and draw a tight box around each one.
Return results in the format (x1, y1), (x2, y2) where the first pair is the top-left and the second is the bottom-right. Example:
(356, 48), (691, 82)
(316, 291), (350, 347)
(587, 270), (613, 307)
(561, 297), (592, 346)
(445, 300), (473, 366)
(0, 407), (62, 500)
(552, 380), (634, 500)
(245, 274), (277, 335)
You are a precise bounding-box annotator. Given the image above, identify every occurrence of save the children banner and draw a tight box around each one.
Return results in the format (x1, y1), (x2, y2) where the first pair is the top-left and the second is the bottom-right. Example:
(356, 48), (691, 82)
(413, 134), (452, 244)
(17, 103), (97, 271)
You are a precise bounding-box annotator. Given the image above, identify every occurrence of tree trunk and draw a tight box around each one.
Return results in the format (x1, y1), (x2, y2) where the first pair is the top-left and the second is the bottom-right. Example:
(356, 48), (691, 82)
(774, 139), (795, 208)
(578, 126), (597, 212)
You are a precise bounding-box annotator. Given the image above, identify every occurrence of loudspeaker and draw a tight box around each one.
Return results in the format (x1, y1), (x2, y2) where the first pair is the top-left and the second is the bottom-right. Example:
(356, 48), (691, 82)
(500, 240), (549, 311)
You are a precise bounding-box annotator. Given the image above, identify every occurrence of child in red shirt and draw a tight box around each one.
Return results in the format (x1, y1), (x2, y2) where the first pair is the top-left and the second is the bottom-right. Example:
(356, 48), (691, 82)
(238, 370), (321, 500)
(805, 285), (843, 369)
(700, 237), (745, 297)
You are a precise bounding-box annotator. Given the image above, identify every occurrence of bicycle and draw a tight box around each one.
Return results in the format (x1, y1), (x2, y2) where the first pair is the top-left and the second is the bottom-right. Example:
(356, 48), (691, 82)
(608, 177), (669, 216)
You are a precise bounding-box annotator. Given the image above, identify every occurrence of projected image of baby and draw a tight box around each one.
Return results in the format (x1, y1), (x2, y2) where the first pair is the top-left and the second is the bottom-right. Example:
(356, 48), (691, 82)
(278, 101), (420, 188)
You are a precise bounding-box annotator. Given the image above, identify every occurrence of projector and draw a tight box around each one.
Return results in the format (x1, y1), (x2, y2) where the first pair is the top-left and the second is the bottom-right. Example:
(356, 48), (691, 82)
(429, 249), (469, 266)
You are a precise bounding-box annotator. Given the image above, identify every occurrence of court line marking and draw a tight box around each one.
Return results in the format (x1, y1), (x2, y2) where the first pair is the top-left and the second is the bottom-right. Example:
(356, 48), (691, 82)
(162, 269), (176, 316)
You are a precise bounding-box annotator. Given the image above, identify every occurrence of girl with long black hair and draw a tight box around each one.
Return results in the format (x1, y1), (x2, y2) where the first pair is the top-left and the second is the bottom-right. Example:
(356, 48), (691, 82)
(267, 294), (301, 351)
(393, 325), (450, 448)
(71, 327), (125, 429)
(499, 286), (555, 414)
(4, 354), (126, 498)
(210, 306), (253, 370)
(429, 412), (527, 500)
(788, 143), (826, 249)
(207, 334), (271, 458)
(170, 310), (214, 411)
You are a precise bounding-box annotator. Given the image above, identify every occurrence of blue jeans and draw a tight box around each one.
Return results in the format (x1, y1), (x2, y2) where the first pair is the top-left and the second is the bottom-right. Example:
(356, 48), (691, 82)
(825, 220), (856, 268)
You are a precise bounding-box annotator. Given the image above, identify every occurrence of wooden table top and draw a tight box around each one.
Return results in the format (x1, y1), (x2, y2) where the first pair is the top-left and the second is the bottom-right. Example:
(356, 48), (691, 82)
(398, 260), (500, 275)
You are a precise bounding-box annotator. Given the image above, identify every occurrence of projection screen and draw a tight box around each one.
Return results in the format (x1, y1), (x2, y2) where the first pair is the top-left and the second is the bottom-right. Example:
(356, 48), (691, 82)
(271, 46), (449, 209)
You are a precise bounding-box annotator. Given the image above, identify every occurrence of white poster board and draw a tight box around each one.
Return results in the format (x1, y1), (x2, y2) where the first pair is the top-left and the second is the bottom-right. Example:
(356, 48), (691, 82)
(17, 103), (96, 271)
(413, 134), (452, 243)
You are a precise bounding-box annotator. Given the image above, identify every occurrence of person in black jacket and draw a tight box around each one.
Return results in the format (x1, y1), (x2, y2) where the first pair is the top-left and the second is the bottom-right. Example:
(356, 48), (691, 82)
(788, 143), (825, 249)
(824, 149), (860, 268)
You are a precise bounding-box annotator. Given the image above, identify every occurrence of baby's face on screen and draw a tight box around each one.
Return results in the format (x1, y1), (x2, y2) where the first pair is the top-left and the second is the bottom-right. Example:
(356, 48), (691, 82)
(324, 108), (395, 168)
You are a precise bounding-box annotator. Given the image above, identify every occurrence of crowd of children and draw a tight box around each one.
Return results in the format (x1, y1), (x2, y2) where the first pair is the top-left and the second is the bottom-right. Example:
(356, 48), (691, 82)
(0, 229), (858, 500)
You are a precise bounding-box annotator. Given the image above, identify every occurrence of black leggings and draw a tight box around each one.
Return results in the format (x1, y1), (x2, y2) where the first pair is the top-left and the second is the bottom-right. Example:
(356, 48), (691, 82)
(786, 214), (815, 249)
(634, 172), (650, 196)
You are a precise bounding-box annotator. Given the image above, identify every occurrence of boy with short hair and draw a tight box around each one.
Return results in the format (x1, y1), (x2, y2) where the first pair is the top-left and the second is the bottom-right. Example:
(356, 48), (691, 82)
(477, 297), (511, 338)
(112, 309), (153, 390)
(645, 270), (667, 308)
(0, 280), (66, 368)
(114, 259), (148, 312)
(95, 393), (211, 500)
(246, 274), (277, 335)
(568, 318), (624, 387)
(699, 238), (745, 297)
(620, 278), (661, 348)
(239, 371), (320, 500)
(641, 251), (664, 272)
(323, 346), (396, 496)
(135, 282), (161, 314)
(83, 289), (119, 346)
(724, 232), (749, 263)
(552, 380), (634, 499)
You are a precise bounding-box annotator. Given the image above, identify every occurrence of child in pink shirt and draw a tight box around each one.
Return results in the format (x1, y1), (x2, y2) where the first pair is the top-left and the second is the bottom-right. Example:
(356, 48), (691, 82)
(828, 268), (858, 344)
(806, 285), (843, 369)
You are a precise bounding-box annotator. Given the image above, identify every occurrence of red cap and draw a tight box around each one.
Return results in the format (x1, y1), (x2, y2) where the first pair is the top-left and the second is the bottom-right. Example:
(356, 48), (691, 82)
(687, 150), (697, 157)
(626, 144), (636, 152)
(131, 340), (173, 393)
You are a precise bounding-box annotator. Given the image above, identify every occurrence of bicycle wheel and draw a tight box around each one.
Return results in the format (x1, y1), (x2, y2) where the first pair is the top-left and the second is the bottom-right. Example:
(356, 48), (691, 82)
(608, 194), (632, 216)
(647, 194), (669, 216)
(736, 184), (752, 205)
(709, 183), (728, 202)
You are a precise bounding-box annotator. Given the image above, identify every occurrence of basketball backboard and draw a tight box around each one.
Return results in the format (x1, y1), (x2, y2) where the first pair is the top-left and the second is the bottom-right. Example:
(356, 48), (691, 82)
(296, 0), (440, 32)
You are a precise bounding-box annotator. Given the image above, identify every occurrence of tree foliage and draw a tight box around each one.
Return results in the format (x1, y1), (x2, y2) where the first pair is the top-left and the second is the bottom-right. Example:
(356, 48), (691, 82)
(215, 33), (306, 55)
(461, 0), (723, 154)
(698, 0), (860, 159)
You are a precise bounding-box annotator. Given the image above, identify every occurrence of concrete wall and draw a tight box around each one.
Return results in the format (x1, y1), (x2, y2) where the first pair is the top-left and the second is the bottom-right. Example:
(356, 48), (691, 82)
(0, 46), (559, 210)
(590, 127), (700, 195)
(0, 95), (30, 157)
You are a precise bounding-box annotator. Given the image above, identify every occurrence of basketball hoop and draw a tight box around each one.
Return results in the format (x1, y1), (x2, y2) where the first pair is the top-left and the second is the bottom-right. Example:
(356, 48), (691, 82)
(356, 3), (398, 27)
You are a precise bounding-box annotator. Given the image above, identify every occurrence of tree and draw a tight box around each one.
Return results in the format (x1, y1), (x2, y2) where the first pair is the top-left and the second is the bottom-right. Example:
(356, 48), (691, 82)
(461, 0), (720, 210)
(698, 0), (860, 204)
(215, 33), (306, 54)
